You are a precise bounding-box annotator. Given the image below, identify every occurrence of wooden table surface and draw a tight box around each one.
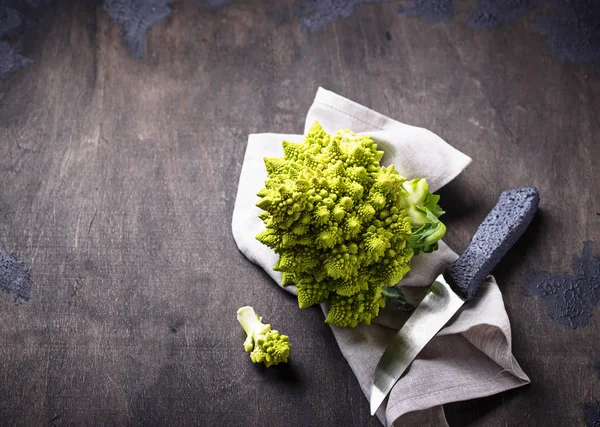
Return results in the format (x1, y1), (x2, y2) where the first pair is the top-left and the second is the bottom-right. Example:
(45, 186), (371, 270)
(1, 1), (599, 426)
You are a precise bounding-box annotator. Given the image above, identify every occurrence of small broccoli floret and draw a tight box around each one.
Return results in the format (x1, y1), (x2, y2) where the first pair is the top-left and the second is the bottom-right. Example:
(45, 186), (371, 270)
(255, 121), (446, 327)
(236, 306), (290, 367)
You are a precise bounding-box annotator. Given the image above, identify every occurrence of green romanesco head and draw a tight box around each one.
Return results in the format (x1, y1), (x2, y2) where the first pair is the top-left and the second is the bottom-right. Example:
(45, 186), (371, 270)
(237, 306), (290, 367)
(255, 122), (445, 328)
(248, 329), (290, 367)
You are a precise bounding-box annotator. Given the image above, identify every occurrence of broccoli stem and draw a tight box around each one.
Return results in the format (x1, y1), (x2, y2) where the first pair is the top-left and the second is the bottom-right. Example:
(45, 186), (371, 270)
(381, 286), (415, 310)
(237, 306), (270, 351)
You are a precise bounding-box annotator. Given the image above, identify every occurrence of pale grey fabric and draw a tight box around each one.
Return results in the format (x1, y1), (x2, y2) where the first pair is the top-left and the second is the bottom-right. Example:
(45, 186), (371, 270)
(232, 87), (530, 427)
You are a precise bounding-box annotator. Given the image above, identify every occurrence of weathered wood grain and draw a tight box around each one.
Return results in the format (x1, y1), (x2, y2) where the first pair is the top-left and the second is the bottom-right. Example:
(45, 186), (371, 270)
(0, 1), (598, 426)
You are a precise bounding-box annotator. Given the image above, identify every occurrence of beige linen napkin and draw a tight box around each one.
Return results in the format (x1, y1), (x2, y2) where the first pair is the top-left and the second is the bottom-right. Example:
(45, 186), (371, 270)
(232, 87), (530, 427)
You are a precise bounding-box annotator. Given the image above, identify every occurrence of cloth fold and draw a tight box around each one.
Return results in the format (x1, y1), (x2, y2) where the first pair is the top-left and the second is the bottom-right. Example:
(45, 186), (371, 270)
(231, 87), (530, 426)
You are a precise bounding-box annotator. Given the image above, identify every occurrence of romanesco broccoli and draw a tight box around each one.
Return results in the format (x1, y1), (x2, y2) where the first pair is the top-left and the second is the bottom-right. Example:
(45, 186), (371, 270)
(255, 121), (446, 327)
(237, 306), (290, 367)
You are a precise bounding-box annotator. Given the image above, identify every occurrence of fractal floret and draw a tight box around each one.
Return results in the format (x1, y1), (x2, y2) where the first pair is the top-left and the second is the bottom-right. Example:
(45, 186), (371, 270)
(256, 121), (446, 327)
(237, 306), (290, 367)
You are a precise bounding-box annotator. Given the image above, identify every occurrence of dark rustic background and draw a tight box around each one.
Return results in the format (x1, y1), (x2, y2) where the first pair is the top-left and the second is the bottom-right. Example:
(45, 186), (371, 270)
(1, 1), (599, 426)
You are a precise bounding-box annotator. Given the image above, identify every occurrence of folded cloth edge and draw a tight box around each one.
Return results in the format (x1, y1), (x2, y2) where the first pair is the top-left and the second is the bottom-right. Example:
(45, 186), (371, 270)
(307, 87), (473, 192)
(385, 279), (531, 425)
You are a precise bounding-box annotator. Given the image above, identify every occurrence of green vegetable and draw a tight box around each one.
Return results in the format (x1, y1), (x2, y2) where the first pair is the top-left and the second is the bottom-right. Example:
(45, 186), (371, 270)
(237, 306), (290, 367)
(255, 121), (445, 327)
(400, 178), (446, 254)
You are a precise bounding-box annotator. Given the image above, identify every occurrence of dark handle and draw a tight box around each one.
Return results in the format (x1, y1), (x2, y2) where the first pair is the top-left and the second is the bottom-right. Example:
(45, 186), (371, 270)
(443, 187), (540, 300)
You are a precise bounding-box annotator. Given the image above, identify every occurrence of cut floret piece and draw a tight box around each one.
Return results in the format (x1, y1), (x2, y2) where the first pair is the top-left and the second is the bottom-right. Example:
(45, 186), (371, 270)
(237, 306), (290, 367)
